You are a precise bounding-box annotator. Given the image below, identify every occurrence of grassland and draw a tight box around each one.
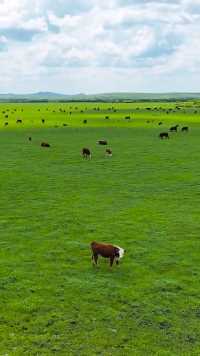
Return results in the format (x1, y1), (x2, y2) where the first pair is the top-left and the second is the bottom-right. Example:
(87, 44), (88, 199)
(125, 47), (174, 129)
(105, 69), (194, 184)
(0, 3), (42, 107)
(0, 101), (200, 355)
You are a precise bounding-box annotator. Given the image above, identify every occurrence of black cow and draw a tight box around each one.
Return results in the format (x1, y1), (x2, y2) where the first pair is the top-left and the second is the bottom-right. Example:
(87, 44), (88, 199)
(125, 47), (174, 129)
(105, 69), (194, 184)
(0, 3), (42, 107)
(16, 119), (22, 124)
(41, 142), (50, 147)
(170, 125), (179, 132)
(4, 122), (8, 126)
(83, 120), (87, 124)
(159, 132), (169, 139)
(82, 148), (91, 159)
(181, 126), (189, 132)
(97, 140), (108, 145)
(105, 148), (112, 157)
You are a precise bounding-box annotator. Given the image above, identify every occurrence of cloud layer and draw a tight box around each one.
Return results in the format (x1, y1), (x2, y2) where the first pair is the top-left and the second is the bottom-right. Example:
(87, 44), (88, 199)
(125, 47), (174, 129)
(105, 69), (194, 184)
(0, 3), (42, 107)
(0, 0), (200, 93)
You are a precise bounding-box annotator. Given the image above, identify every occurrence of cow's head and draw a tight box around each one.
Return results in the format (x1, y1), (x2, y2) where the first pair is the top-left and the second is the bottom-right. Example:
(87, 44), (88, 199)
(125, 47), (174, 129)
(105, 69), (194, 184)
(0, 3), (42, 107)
(115, 246), (125, 262)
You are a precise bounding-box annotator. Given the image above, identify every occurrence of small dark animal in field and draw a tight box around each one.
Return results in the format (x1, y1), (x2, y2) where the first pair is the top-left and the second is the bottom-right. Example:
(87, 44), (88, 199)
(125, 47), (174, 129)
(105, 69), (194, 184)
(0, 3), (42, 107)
(158, 122), (163, 125)
(28, 137), (32, 141)
(41, 142), (50, 148)
(91, 241), (125, 267)
(97, 140), (108, 145)
(4, 122), (8, 126)
(181, 126), (189, 132)
(16, 119), (22, 124)
(105, 116), (109, 119)
(105, 148), (112, 157)
(63, 123), (67, 127)
(125, 116), (131, 120)
(82, 147), (91, 159)
(42, 119), (45, 124)
(159, 132), (169, 139)
(83, 119), (87, 124)
(170, 125), (179, 132)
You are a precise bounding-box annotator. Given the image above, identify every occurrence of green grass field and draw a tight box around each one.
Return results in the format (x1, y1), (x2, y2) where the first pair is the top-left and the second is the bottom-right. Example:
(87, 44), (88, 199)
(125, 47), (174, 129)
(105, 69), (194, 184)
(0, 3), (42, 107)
(1, 101), (200, 355)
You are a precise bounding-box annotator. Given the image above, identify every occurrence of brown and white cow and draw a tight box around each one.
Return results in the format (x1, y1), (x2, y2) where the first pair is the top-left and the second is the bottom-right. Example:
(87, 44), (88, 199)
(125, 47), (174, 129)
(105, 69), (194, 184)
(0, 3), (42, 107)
(91, 241), (125, 267)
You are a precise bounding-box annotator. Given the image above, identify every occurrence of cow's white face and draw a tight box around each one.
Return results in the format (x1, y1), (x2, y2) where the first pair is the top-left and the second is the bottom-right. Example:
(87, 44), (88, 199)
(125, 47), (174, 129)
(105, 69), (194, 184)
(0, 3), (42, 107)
(115, 246), (125, 259)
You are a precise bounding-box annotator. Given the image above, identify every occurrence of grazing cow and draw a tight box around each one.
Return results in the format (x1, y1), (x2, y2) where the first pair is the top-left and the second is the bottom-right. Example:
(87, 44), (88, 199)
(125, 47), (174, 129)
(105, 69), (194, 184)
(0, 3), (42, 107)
(159, 132), (169, 139)
(4, 122), (8, 126)
(42, 119), (45, 124)
(63, 123), (67, 127)
(82, 147), (91, 159)
(16, 119), (22, 124)
(91, 241), (125, 267)
(28, 137), (32, 141)
(97, 140), (108, 145)
(182, 126), (189, 132)
(170, 125), (179, 132)
(158, 122), (163, 125)
(83, 119), (87, 124)
(41, 142), (50, 148)
(105, 148), (112, 157)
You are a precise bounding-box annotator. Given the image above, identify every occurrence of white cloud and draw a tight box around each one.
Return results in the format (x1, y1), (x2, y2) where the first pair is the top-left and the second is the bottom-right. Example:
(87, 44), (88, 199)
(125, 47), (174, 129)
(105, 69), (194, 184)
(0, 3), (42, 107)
(0, 0), (200, 92)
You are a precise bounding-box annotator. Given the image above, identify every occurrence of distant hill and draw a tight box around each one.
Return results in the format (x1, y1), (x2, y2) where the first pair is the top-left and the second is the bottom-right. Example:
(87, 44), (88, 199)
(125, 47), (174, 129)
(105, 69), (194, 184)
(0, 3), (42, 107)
(1, 91), (200, 102)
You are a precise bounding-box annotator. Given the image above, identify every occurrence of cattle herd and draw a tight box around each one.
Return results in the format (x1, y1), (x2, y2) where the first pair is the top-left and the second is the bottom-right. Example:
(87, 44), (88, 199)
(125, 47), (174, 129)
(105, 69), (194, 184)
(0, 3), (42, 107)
(1, 104), (194, 269)
(81, 139), (113, 160)
(159, 124), (189, 139)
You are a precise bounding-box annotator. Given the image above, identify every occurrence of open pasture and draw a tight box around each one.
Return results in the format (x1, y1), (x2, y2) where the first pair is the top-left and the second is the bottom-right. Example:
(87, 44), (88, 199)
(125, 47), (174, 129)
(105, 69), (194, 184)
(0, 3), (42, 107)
(0, 101), (200, 355)
(1, 100), (200, 129)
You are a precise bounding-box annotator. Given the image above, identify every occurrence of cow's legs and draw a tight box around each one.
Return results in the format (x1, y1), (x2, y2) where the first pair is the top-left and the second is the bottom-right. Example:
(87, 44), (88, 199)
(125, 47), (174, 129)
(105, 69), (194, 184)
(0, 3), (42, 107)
(110, 256), (115, 267)
(92, 253), (98, 265)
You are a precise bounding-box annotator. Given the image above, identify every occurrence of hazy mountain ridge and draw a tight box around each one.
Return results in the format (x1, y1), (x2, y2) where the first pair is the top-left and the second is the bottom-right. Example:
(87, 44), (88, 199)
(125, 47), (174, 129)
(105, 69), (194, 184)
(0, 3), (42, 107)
(1, 92), (200, 102)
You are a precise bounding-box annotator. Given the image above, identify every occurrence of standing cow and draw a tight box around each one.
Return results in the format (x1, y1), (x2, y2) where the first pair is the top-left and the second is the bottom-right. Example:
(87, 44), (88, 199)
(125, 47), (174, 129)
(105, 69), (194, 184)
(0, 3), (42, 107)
(97, 140), (108, 145)
(41, 142), (50, 147)
(181, 126), (189, 132)
(91, 241), (125, 267)
(105, 148), (112, 157)
(169, 125), (179, 132)
(82, 148), (91, 159)
(159, 132), (169, 139)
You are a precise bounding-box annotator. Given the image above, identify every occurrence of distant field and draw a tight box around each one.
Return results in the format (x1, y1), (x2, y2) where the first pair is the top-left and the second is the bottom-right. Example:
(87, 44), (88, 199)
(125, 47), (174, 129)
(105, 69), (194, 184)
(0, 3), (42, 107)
(0, 101), (200, 355)
(1, 100), (200, 129)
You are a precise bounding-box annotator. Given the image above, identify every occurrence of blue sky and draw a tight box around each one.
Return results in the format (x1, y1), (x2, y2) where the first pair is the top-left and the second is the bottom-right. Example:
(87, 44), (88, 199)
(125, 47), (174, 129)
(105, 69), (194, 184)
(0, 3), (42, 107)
(0, 0), (200, 93)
